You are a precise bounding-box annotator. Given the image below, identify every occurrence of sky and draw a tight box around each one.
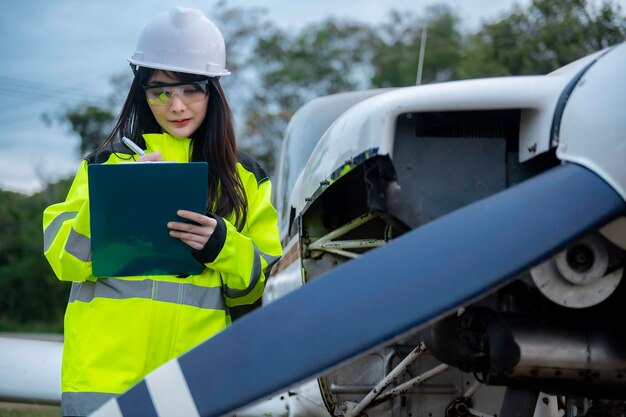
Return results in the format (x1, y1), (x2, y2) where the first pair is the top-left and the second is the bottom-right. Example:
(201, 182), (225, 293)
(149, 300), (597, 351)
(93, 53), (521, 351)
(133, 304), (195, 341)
(0, 0), (622, 194)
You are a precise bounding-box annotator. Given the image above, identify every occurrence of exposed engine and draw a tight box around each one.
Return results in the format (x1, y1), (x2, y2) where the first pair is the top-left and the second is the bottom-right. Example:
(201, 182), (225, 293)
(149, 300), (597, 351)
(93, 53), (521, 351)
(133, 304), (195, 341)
(295, 109), (626, 417)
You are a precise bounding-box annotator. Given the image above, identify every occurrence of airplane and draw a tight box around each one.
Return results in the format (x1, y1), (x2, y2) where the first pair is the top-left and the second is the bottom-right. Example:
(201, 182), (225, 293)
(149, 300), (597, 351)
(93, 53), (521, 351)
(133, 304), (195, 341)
(1, 41), (625, 417)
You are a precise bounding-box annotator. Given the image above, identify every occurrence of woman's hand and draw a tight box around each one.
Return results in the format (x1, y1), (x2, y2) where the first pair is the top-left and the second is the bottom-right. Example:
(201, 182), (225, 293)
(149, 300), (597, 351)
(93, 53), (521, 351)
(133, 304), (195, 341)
(138, 152), (163, 162)
(168, 210), (217, 250)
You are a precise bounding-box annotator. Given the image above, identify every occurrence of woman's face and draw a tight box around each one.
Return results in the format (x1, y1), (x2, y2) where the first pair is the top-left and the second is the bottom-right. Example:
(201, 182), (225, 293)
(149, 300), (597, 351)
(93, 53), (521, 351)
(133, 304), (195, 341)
(145, 70), (209, 138)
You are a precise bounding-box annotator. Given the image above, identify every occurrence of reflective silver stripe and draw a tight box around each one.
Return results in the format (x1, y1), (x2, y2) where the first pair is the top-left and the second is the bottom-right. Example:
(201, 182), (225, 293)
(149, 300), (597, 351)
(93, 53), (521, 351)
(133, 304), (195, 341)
(66, 228), (92, 262)
(224, 244), (262, 299)
(43, 211), (77, 252)
(261, 253), (281, 270)
(261, 252), (282, 277)
(174, 281), (226, 310)
(62, 391), (116, 416)
(155, 280), (180, 304)
(70, 278), (226, 311)
(69, 282), (82, 302)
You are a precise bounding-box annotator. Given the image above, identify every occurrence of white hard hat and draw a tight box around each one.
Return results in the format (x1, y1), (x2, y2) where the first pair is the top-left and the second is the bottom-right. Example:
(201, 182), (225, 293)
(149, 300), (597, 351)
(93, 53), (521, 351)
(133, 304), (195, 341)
(128, 6), (231, 77)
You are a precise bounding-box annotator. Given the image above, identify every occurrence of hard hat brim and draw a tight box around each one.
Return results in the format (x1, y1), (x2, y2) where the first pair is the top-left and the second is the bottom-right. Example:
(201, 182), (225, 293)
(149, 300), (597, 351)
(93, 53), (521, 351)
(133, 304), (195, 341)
(128, 59), (231, 78)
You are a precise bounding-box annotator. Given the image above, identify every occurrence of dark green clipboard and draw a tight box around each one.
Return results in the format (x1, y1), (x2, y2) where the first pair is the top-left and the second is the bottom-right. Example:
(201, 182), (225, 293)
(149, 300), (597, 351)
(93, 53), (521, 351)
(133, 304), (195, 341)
(88, 162), (208, 277)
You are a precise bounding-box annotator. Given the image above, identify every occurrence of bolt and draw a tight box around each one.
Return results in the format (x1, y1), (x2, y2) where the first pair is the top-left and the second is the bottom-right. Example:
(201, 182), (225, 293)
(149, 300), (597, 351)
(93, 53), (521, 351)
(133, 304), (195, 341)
(455, 403), (468, 414)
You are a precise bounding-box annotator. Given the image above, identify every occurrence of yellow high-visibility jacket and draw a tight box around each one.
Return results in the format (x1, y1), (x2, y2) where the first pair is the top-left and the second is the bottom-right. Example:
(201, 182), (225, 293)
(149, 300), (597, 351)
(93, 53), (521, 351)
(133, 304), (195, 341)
(43, 133), (282, 416)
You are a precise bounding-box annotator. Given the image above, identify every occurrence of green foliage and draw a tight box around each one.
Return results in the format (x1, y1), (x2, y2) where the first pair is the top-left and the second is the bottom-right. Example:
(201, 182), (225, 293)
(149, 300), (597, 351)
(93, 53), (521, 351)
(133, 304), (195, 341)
(208, 2), (280, 171)
(458, 0), (626, 78)
(65, 106), (116, 156)
(0, 178), (72, 330)
(243, 18), (378, 172)
(243, 5), (464, 169)
(210, 0), (272, 76)
(371, 5), (464, 87)
(43, 72), (132, 158)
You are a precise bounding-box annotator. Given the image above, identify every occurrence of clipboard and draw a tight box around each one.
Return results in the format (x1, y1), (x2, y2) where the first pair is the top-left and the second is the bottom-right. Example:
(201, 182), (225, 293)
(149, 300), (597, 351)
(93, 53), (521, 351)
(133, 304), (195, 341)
(88, 162), (209, 277)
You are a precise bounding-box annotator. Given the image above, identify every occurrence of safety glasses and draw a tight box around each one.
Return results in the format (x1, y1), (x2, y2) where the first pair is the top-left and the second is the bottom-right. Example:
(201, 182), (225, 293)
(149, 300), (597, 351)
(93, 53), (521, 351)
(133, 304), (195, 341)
(143, 80), (209, 106)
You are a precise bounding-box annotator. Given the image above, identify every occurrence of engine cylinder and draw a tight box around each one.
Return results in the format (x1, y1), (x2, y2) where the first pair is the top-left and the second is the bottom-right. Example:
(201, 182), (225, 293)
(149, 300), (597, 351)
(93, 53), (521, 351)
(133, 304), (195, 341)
(488, 318), (626, 399)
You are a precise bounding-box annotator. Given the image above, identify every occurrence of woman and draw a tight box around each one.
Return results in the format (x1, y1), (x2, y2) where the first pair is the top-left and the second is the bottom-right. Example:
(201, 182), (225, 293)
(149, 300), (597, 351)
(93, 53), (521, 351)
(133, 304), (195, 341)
(42, 7), (282, 416)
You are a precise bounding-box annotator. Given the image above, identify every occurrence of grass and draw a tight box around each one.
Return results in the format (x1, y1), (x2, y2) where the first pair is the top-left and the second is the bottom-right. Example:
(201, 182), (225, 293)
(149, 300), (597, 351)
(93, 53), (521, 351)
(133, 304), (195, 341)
(0, 403), (60, 417)
(0, 323), (63, 416)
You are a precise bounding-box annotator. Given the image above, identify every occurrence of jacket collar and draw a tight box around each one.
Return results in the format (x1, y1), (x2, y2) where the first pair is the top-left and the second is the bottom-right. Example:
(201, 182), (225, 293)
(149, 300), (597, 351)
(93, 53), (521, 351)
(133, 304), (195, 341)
(142, 132), (193, 162)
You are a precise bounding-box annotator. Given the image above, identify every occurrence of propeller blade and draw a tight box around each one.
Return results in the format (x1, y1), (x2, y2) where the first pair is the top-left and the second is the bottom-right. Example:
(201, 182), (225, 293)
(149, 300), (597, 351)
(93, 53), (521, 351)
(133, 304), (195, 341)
(92, 163), (625, 417)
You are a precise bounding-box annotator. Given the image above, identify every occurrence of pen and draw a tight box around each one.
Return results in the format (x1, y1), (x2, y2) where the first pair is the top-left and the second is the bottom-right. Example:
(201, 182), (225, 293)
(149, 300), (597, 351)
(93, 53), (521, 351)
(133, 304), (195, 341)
(122, 136), (147, 156)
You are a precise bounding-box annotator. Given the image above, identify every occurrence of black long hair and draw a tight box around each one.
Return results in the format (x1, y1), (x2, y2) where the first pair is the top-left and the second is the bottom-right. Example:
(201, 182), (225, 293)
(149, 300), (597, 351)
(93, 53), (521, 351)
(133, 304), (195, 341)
(88, 67), (247, 230)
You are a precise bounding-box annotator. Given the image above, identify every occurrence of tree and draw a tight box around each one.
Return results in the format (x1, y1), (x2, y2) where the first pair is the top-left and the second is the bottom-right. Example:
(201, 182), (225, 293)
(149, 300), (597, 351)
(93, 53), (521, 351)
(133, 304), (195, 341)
(458, 0), (626, 78)
(64, 105), (116, 156)
(0, 178), (72, 330)
(244, 5), (468, 172)
(370, 5), (465, 87)
(44, 73), (129, 157)
(243, 19), (378, 172)
(209, 1), (275, 112)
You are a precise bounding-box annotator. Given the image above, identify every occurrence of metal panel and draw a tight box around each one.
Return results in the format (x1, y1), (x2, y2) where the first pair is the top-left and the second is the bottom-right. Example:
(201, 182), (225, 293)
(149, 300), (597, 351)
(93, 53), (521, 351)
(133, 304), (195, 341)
(393, 133), (506, 228)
